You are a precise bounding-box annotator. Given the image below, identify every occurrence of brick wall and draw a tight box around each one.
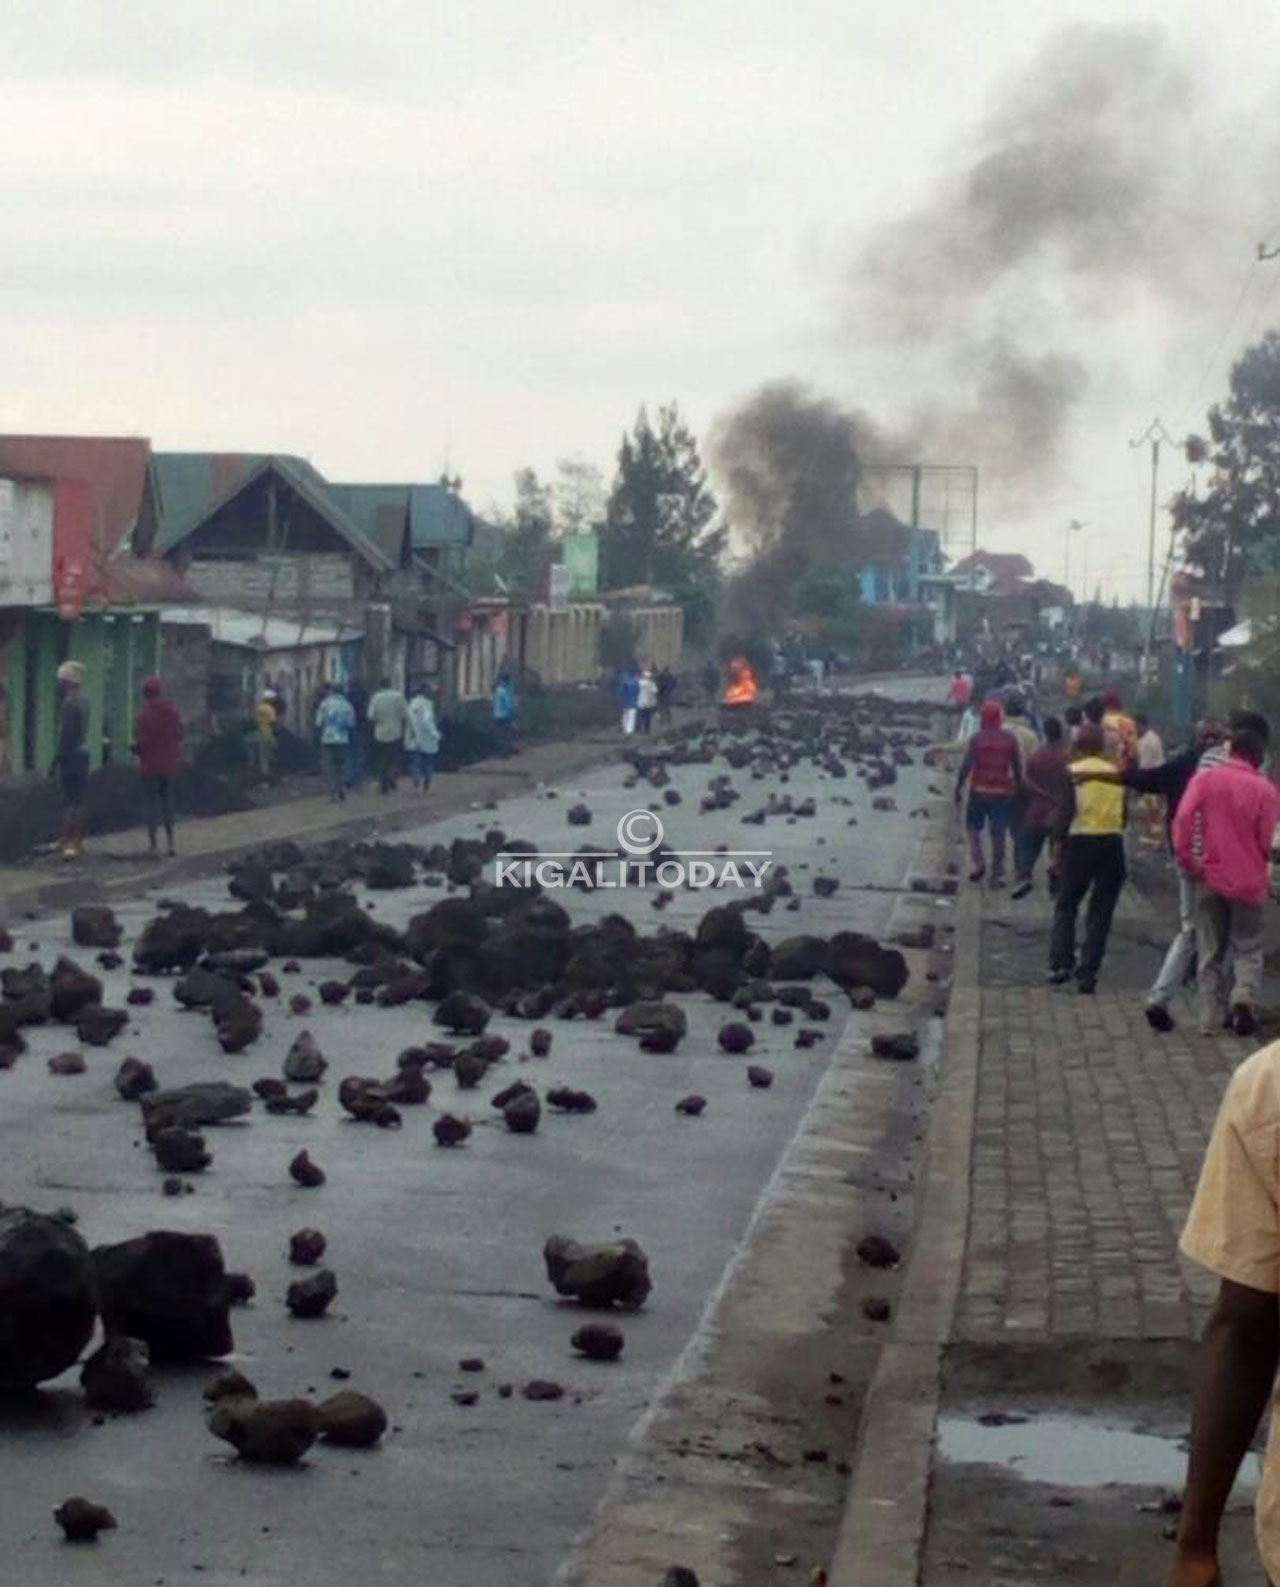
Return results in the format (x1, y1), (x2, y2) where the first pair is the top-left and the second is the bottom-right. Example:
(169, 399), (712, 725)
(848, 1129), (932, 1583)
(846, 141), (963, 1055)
(186, 554), (356, 610)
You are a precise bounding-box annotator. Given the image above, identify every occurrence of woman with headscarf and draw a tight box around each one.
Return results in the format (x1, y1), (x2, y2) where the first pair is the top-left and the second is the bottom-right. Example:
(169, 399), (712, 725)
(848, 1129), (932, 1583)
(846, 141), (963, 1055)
(134, 676), (185, 855)
(953, 698), (1023, 887)
(53, 660), (89, 859)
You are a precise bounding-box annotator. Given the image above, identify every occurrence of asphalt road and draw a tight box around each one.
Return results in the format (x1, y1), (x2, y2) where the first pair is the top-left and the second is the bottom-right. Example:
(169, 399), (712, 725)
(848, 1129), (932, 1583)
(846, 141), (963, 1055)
(0, 678), (946, 1586)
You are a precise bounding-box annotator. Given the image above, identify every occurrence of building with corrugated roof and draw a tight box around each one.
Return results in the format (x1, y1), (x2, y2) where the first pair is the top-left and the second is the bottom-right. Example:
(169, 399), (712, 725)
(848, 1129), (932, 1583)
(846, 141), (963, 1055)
(0, 436), (194, 776)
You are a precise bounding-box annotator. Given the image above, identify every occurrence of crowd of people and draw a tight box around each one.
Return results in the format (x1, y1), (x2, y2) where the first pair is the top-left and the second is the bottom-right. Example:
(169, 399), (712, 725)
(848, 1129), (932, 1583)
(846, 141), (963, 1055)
(614, 662), (676, 736)
(950, 669), (1280, 1034)
(47, 665), (455, 863)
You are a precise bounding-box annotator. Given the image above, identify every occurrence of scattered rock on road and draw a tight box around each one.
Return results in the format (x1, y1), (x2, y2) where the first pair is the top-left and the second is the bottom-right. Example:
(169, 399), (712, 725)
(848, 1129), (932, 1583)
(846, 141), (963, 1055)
(114, 1057), (157, 1100)
(289, 1228), (327, 1265)
(208, 1396), (320, 1465)
(318, 1389), (387, 1447)
(0, 1208), (97, 1388)
(204, 1367), (258, 1403)
(290, 1150), (326, 1187)
(856, 1234), (901, 1270)
(81, 1336), (153, 1412)
(544, 1235), (652, 1309)
(283, 1031), (328, 1084)
(434, 1113), (472, 1148)
(287, 1268), (338, 1319)
(571, 1322), (625, 1361)
(871, 1032), (920, 1061)
(92, 1230), (234, 1362)
(71, 904), (122, 948)
(54, 1497), (117, 1542)
(522, 1378), (565, 1401)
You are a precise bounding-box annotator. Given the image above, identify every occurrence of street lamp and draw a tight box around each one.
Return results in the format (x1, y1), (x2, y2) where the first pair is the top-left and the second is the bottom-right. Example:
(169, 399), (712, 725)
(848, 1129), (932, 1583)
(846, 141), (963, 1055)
(1064, 520), (1087, 629)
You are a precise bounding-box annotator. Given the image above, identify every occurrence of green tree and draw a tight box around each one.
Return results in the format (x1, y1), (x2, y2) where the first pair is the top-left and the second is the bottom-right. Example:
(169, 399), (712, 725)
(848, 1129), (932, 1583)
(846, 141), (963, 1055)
(1174, 330), (1280, 583)
(601, 404), (727, 644)
(794, 565), (865, 650)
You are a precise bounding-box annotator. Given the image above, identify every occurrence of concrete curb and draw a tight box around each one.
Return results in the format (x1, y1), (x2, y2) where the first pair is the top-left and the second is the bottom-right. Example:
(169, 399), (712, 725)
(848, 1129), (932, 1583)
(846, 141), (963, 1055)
(829, 845), (982, 1585)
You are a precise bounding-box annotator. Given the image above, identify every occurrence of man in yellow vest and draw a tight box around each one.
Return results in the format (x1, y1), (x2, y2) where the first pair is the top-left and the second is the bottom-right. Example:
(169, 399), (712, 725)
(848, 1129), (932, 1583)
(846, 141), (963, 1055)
(1048, 722), (1127, 994)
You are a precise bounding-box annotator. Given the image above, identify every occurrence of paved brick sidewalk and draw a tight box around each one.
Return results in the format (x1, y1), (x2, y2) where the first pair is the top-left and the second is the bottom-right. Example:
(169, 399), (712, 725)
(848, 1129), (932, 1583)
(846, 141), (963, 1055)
(955, 879), (1255, 1345)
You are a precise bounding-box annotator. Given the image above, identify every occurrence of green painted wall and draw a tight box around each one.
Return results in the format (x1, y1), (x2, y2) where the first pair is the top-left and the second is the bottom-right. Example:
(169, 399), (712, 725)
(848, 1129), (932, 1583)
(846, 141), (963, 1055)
(67, 620), (106, 769)
(5, 630), (26, 772)
(32, 612), (59, 773)
(104, 617), (134, 767)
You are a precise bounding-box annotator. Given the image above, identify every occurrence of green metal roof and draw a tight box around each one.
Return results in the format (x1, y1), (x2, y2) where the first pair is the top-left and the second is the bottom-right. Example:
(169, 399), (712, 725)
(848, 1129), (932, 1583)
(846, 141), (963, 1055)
(150, 453), (472, 565)
(408, 483), (474, 549)
(149, 452), (394, 572)
(327, 484), (411, 566)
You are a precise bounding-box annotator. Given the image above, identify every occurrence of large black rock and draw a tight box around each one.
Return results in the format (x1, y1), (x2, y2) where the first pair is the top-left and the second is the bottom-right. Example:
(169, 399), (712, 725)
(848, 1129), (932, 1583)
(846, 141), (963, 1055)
(824, 932), (909, 999)
(92, 1231), (233, 1362)
(0, 1207), (97, 1388)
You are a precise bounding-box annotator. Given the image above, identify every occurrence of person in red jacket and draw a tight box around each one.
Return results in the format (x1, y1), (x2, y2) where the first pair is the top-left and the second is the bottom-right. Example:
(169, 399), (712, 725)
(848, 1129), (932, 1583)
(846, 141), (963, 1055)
(1173, 721), (1280, 1037)
(955, 697), (1023, 887)
(133, 676), (185, 856)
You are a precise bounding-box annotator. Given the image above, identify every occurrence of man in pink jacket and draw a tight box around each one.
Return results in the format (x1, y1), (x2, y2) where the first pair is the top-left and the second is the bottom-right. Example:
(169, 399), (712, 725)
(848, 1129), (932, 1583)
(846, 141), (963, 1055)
(1173, 721), (1279, 1037)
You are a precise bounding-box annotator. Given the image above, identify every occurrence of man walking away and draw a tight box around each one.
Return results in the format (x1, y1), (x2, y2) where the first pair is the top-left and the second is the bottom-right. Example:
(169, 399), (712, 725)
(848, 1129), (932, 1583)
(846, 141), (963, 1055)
(251, 692), (277, 782)
(1072, 719), (1225, 1032)
(954, 698), (1022, 887)
(315, 681), (355, 803)
(134, 676), (184, 855)
(656, 665), (677, 728)
(1012, 715), (1068, 899)
(404, 682), (441, 790)
(1173, 1047), (1280, 1587)
(345, 675), (369, 790)
(1049, 723), (1126, 994)
(492, 672), (517, 757)
(947, 667), (973, 717)
(53, 660), (90, 860)
(367, 675), (408, 793)
(1174, 721), (1280, 1038)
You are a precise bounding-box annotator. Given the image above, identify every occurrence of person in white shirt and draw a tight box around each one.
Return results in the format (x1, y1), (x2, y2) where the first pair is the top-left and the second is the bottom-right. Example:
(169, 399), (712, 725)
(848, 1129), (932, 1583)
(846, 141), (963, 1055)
(367, 676), (408, 793)
(404, 683), (442, 790)
(1136, 714), (1165, 770)
(636, 667), (658, 735)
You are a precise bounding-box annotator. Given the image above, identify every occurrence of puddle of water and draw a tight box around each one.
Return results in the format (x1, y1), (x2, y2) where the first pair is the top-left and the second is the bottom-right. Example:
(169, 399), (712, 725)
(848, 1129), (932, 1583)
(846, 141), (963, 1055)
(937, 1413), (1260, 1494)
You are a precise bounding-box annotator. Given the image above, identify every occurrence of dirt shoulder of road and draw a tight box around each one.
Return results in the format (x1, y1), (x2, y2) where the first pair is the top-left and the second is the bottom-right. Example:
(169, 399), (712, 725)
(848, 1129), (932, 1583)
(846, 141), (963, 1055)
(0, 724), (672, 922)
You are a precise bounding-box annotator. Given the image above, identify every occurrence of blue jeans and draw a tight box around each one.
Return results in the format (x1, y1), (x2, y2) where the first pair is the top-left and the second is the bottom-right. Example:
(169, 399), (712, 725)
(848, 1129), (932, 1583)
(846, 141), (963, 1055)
(321, 743), (347, 800)
(407, 750), (434, 787)
(345, 735), (367, 788)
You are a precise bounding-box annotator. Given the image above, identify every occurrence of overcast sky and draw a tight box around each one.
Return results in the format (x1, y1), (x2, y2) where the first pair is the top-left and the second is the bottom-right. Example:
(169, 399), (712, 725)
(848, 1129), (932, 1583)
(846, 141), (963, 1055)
(1, 1), (1278, 597)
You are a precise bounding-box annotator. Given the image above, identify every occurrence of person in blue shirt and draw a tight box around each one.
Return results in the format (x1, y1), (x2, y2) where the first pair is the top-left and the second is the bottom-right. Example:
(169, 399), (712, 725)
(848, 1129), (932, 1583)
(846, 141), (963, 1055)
(492, 672), (517, 757)
(314, 681), (356, 802)
(616, 665), (640, 735)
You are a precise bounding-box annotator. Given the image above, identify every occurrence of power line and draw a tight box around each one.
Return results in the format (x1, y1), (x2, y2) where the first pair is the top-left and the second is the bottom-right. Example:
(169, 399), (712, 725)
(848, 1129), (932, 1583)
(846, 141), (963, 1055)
(1170, 256), (1264, 432)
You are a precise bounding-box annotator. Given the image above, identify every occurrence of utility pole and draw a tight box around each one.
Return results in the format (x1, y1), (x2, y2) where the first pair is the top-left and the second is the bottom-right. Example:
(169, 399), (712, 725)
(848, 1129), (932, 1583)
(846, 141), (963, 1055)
(1063, 518), (1086, 598)
(1129, 419), (1182, 614)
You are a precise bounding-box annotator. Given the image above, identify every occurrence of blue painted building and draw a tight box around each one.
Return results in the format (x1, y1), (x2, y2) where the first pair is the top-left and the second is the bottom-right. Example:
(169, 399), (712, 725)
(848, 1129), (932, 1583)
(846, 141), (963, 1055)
(856, 509), (944, 606)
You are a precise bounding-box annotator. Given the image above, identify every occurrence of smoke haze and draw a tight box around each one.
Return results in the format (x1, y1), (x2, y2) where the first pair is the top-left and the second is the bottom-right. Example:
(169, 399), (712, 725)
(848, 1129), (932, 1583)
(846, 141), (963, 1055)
(711, 20), (1260, 589)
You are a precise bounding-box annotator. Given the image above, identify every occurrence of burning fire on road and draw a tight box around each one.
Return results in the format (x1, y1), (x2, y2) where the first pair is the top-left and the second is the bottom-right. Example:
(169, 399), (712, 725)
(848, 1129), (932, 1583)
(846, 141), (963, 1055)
(722, 656), (760, 707)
